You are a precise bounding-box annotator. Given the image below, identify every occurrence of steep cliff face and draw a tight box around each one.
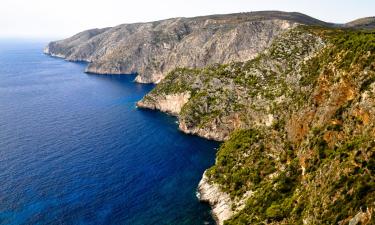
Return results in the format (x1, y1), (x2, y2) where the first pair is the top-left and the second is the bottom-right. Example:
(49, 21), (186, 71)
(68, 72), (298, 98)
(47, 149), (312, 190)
(45, 11), (333, 83)
(46, 11), (375, 225)
(198, 172), (235, 225)
(136, 92), (190, 116)
(138, 27), (326, 141)
(138, 26), (375, 224)
(43, 28), (111, 60)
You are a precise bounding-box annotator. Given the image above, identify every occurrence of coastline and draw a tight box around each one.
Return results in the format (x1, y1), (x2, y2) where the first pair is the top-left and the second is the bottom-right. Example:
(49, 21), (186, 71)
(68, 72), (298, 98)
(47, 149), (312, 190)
(136, 95), (232, 224)
(197, 172), (234, 225)
(133, 86), (231, 224)
(44, 52), (223, 224)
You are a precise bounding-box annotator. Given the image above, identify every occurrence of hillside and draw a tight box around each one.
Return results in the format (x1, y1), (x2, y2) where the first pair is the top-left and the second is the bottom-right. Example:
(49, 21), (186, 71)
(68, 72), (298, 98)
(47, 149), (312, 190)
(45, 11), (375, 225)
(344, 17), (375, 30)
(44, 11), (333, 83)
(138, 26), (375, 224)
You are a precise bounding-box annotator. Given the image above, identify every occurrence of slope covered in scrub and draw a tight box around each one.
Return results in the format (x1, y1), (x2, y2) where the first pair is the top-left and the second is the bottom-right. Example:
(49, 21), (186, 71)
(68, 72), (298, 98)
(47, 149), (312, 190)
(139, 26), (375, 224)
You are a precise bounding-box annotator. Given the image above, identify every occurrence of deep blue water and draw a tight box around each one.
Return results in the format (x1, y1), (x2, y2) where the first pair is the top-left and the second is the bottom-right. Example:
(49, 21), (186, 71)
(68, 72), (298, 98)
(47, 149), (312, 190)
(0, 41), (219, 225)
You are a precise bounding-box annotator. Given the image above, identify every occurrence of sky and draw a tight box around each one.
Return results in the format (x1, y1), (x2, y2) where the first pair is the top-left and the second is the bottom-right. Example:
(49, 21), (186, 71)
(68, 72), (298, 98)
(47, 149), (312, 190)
(0, 0), (374, 39)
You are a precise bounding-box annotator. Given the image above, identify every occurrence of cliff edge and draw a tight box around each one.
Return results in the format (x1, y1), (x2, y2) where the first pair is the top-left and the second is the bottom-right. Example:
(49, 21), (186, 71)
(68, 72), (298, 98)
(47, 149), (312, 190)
(45, 11), (333, 83)
(46, 11), (375, 225)
(138, 26), (375, 224)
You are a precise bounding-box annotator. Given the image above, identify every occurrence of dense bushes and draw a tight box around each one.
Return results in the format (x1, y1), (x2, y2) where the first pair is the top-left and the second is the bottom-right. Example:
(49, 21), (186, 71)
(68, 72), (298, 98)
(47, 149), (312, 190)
(144, 25), (375, 224)
(329, 31), (375, 70)
(212, 27), (375, 225)
(206, 129), (277, 197)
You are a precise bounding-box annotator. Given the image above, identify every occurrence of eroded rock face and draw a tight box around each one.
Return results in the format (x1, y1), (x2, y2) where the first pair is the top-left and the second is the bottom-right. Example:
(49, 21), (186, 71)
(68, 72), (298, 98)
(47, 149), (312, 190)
(139, 27), (326, 141)
(45, 11), (375, 225)
(43, 28), (111, 61)
(139, 26), (375, 224)
(348, 209), (373, 225)
(198, 172), (253, 225)
(136, 92), (190, 116)
(197, 172), (234, 225)
(45, 11), (333, 83)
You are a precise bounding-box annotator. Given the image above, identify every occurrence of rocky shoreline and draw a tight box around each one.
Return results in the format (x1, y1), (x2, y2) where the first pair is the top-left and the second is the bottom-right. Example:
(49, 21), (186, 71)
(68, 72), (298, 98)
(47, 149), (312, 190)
(137, 97), (234, 224)
(137, 94), (232, 224)
(44, 11), (329, 84)
(43, 46), (67, 59)
(136, 92), (191, 116)
(197, 172), (234, 225)
(44, 11), (375, 225)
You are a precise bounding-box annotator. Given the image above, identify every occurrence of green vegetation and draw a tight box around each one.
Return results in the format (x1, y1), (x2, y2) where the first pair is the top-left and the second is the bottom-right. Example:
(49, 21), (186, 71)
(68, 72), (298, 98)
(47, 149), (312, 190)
(328, 30), (375, 70)
(150, 68), (200, 95)
(227, 161), (301, 224)
(146, 27), (326, 133)
(141, 26), (375, 224)
(223, 130), (375, 225)
(206, 129), (278, 197)
(223, 28), (375, 224)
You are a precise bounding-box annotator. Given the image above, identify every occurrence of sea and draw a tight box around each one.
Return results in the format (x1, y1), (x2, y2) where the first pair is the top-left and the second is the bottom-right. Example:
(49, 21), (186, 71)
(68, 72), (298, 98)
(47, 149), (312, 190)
(0, 40), (219, 225)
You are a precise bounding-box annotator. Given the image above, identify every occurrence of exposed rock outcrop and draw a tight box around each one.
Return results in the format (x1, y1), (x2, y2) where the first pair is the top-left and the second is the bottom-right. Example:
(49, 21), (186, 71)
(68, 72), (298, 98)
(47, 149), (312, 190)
(45, 11), (336, 83)
(138, 26), (375, 224)
(139, 27), (326, 141)
(198, 171), (254, 225)
(46, 11), (375, 225)
(348, 209), (373, 225)
(43, 28), (111, 61)
(197, 172), (234, 225)
(136, 92), (190, 116)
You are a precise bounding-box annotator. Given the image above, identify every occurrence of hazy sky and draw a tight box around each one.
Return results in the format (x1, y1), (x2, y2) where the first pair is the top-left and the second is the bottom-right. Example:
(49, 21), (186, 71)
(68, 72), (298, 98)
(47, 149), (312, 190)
(1, 0), (374, 39)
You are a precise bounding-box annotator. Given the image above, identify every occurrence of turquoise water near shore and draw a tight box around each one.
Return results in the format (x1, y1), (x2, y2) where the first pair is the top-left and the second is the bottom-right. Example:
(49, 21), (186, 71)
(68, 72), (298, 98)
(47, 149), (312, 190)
(0, 41), (218, 224)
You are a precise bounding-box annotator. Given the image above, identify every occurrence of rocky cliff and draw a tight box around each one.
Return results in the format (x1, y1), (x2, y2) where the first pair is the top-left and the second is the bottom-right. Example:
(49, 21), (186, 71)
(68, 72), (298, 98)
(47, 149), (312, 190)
(136, 92), (190, 115)
(138, 26), (375, 224)
(138, 27), (326, 141)
(45, 11), (333, 83)
(46, 11), (375, 225)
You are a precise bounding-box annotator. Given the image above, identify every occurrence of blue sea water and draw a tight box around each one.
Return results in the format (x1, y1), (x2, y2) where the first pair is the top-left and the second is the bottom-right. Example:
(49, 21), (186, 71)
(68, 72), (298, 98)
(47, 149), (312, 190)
(0, 41), (219, 225)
